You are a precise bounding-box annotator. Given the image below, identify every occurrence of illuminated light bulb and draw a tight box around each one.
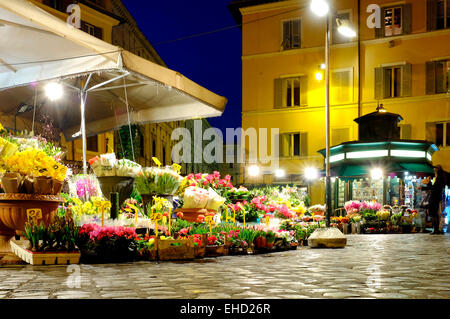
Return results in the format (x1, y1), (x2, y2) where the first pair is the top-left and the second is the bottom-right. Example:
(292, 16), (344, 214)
(45, 82), (63, 101)
(310, 0), (329, 17)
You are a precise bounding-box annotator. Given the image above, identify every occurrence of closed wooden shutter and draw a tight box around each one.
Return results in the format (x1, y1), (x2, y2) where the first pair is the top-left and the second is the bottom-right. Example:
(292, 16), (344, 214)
(426, 61), (437, 94)
(300, 76), (308, 106)
(282, 21), (291, 50)
(280, 134), (290, 157)
(375, 8), (385, 38)
(426, 122), (436, 142)
(292, 19), (301, 49)
(402, 3), (412, 34)
(435, 61), (446, 93)
(300, 132), (308, 157)
(274, 78), (283, 108)
(399, 124), (412, 139)
(427, 0), (438, 31)
(374, 67), (384, 99)
(402, 64), (412, 97)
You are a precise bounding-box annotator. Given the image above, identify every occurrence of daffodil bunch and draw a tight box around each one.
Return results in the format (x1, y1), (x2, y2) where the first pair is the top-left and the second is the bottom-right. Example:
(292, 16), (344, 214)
(1, 148), (67, 181)
(70, 196), (105, 217)
(292, 202), (307, 216)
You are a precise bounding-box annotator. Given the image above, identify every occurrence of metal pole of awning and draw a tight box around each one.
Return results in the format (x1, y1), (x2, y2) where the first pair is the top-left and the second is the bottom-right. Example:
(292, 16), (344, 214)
(78, 71), (130, 174)
(80, 74), (93, 175)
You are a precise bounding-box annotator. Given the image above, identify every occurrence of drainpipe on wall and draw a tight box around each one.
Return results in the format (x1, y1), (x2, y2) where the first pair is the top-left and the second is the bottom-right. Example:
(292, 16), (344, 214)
(358, 0), (362, 118)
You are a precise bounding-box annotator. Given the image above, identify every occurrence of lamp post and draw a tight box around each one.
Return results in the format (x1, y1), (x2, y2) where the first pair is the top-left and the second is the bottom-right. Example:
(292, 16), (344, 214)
(310, 0), (356, 226)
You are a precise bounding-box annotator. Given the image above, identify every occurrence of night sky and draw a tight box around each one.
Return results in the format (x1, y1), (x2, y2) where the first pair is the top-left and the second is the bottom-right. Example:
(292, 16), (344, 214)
(121, 0), (242, 138)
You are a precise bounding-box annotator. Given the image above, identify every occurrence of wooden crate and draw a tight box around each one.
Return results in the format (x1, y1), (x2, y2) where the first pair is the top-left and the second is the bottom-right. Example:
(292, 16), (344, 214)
(10, 240), (80, 265)
(157, 237), (195, 261)
(205, 245), (227, 257)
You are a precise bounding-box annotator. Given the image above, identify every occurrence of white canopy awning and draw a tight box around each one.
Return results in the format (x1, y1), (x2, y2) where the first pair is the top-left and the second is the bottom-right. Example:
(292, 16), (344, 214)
(0, 0), (227, 141)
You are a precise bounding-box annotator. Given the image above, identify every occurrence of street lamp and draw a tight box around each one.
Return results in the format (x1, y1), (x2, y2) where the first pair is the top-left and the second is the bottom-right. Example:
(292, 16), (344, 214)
(275, 169), (285, 178)
(310, 0), (356, 226)
(371, 168), (383, 180)
(248, 165), (260, 177)
(45, 82), (63, 101)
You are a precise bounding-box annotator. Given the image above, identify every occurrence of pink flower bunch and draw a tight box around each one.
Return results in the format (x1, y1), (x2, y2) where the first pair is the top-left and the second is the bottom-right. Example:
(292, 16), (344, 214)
(186, 171), (233, 190)
(272, 203), (295, 219)
(79, 224), (138, 241)
(179, 227), (191, 236)
(76, 178), (98, 199)
(361, 201), (382, 212)
(226, 229), (240, 239)
(251, 196), (268, 211)
(344, 200), (362, 214)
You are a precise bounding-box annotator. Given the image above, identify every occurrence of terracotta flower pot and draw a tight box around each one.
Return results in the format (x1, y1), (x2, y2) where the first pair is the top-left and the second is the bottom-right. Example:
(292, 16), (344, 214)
(23, 176), (34, 194)
(52, 179), (64, 195)
(1, 172), (22, 193)
(34, 176), (53, 195)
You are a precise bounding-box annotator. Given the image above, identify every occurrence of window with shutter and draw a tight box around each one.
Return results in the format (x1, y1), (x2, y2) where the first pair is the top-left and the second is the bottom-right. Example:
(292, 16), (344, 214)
(426, 60), (450, 94)
(375, 64), (412, 99)
(378, 4), (412, 37)
(275, 76), (307, 108)
(279, 132), (307, 157)
(331, 70), (352, 103)
(281, 19), (301, 50)
(426, 121), (450, 147)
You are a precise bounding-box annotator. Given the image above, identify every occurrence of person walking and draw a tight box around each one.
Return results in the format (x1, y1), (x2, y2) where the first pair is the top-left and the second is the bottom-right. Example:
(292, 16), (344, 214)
(426, 165), (447, 235)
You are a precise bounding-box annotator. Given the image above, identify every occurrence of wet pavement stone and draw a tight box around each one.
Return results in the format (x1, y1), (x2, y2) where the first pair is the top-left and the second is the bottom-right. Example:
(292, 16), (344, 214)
(0, 234), (448, 299)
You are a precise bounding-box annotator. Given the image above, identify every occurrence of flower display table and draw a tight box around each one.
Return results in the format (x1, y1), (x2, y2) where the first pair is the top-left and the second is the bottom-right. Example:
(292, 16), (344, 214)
(0, 193), (63, 236)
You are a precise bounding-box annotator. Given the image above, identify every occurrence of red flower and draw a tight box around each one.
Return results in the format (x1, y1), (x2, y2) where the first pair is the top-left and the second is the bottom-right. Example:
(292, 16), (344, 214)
(176, 212), (184, 219)
(196, 215), (205, 223)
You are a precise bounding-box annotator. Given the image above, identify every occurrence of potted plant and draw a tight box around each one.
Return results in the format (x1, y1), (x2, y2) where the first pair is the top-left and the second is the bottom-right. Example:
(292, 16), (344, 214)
(136, 234), (157, 261)
(10, 214), (81, 265)
(75, 223), (138, 263)
(253, 231), (267, 251)
(265, 230), (276, 249)
(205, 233), (227, 257)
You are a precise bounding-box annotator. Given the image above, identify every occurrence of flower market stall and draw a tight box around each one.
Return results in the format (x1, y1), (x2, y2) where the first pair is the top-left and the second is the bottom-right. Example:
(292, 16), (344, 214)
(0, 136), (427, 265)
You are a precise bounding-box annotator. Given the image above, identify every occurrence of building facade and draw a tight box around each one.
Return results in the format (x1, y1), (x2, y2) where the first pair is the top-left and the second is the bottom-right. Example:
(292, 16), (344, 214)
(33, 0), (183, 169)
(229, 0), (450, 204)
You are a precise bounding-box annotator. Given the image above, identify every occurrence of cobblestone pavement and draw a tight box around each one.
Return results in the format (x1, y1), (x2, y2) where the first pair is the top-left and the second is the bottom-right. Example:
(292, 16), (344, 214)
(0, 234), (449, 299)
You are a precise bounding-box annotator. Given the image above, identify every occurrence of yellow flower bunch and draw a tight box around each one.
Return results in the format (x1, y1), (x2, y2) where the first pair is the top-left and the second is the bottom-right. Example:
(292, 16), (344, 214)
(1, 148), (67, 181)
(71, 197), (108, 217)
(292, 202), (307, 216)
